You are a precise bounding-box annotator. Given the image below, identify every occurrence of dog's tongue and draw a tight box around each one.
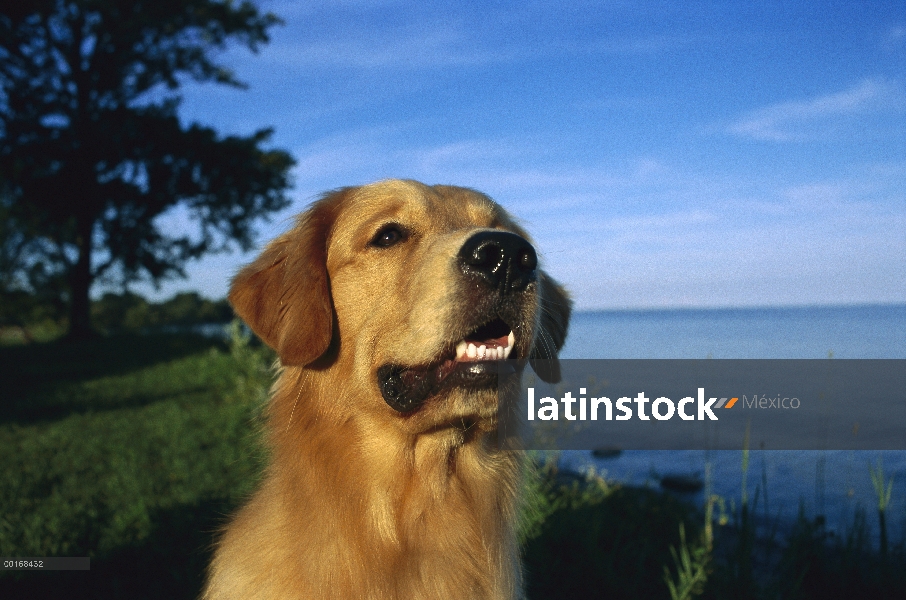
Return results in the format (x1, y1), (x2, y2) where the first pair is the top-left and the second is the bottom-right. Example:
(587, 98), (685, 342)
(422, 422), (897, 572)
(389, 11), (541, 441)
(467, 334), (509, 347)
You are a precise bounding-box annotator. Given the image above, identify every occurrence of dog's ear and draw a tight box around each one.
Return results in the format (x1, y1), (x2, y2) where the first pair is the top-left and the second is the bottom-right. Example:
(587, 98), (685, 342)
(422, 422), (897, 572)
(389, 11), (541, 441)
(229, 193), (343, 366)
(529, 272), (572, 383)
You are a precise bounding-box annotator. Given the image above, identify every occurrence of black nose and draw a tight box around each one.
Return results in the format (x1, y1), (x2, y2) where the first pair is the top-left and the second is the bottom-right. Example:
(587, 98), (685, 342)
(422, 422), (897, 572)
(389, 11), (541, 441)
(458, 231), (537, 293)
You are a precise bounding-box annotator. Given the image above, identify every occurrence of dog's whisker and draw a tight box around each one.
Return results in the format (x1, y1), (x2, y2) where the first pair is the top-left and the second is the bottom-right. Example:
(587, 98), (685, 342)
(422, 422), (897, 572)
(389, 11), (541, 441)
(282, 368), (312, 433)
(537, 327), (556, 360)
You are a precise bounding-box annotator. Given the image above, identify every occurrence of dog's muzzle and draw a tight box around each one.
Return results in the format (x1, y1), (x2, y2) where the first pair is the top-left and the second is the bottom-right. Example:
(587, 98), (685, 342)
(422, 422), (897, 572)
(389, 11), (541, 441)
(378, 231), (536, 413)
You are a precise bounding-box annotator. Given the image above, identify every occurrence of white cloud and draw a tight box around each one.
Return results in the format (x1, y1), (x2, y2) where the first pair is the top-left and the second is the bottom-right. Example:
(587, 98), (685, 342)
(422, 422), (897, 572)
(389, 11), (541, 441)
(261, 0), (408, 20)
(261, 25), (515, 70)
(726, 78), (905, 142)
(262, 29), (704, 72)
(143, 116), (906, 309)
(547, 204), (906, 310)
(252, 2), (706, 74)
(131, 154), (906, 308)
(886, 24), (906, 47)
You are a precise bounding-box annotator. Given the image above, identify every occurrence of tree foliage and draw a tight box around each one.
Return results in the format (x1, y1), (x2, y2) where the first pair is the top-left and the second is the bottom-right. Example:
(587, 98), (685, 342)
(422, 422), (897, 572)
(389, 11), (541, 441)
(0, 0), (294, 338)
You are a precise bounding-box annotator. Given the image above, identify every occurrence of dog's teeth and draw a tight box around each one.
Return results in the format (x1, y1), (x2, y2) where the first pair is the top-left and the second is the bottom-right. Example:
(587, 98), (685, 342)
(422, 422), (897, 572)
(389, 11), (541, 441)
(457, 335), (513, 361)
(502, 331), (514, 359)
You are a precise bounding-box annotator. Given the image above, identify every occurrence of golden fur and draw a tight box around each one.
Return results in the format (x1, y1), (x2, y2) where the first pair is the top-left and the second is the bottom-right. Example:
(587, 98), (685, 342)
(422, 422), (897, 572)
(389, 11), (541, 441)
(203, 180), (571, 600)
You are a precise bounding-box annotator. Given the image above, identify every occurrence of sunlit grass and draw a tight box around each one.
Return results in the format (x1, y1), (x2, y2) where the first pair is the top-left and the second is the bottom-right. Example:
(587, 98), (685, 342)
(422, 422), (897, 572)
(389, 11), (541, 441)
(0, 329), (272, 597)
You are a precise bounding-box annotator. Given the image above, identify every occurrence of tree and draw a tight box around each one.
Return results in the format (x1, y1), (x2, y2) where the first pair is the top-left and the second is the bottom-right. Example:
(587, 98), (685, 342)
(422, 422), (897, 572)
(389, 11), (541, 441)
(0, 0), (294, 339)
(0, 185), (69, 335)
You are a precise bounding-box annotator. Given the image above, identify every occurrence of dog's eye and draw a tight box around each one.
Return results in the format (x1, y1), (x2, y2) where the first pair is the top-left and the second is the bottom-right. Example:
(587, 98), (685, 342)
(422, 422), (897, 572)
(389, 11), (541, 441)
(370, 225), (406, 248)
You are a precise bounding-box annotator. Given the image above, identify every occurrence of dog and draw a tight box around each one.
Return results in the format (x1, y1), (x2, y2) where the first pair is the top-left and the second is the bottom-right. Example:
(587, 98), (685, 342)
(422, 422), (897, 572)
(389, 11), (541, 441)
(203, 179), (571, 599)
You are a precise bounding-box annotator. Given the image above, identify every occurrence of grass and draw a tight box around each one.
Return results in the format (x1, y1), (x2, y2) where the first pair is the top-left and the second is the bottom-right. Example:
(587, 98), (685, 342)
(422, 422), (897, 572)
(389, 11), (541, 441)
(521, 460), (700, 599)
(869, 456), (894, 558)
(0, 328), (272, 598)
(1, 331), (904, 598)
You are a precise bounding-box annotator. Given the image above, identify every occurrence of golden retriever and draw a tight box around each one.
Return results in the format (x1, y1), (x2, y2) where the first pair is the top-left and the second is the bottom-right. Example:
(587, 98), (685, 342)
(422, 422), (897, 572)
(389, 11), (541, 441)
(203, 179), (571, 599)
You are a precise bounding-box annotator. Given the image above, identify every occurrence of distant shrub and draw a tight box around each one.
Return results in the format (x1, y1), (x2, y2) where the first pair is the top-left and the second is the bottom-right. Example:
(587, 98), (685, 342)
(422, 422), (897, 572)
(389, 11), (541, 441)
(91, 291), (233, 334)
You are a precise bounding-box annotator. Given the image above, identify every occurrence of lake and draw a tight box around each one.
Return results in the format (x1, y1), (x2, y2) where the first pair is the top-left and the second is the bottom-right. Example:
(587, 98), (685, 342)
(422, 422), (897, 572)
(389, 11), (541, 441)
(555, 304), (906, 542)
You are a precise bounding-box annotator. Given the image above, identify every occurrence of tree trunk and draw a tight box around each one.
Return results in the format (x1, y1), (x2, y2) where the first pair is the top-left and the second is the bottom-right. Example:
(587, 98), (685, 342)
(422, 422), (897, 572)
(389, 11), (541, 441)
(67, 215), (95, 340)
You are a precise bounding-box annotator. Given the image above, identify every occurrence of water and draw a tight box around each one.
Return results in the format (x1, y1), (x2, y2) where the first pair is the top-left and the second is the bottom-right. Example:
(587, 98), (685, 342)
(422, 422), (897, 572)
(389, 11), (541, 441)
(152, 322), (235, 338)
(561, 305), (906, 360)
(555, 304), (906, 542)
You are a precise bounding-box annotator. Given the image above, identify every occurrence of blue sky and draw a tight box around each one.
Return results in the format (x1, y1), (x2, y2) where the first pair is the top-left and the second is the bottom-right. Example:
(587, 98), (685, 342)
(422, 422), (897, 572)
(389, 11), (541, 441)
(136, 0), (905, 310)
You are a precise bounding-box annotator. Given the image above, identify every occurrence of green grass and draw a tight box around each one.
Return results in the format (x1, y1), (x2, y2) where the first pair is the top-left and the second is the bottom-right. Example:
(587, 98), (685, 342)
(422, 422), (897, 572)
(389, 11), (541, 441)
(0, 330), (272, 598)
(521, 462), (699, 599)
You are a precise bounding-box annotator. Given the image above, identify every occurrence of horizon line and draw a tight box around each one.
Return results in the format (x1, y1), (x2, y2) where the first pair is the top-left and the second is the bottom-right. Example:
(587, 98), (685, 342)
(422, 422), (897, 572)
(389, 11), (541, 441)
(573, 301), (906, 315)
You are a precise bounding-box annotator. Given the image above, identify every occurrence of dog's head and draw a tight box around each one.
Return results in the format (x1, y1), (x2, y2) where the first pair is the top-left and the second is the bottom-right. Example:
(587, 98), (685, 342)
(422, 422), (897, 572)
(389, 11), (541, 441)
(229, 180), (571, 434)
